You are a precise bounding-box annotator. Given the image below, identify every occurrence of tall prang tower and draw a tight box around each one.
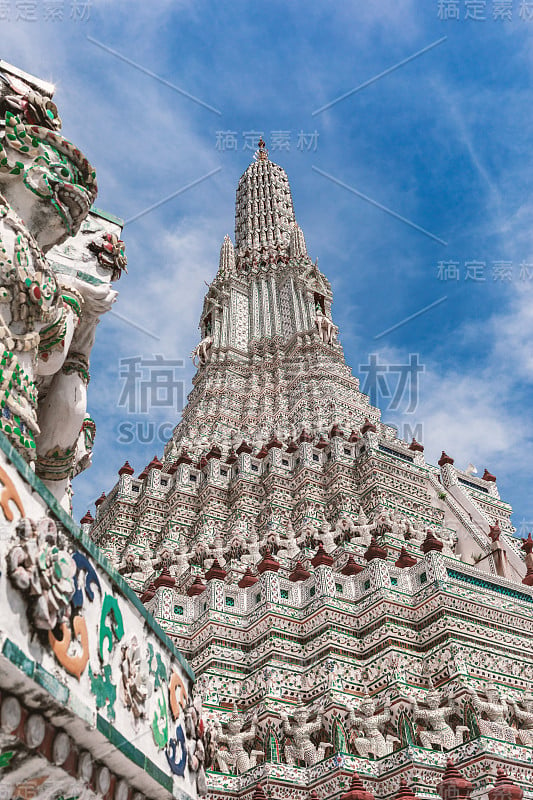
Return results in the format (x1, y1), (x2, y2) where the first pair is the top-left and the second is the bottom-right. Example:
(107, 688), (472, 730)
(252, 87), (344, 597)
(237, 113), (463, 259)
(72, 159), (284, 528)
(165, 137), (382, 457)
(90, 142), (533, 799)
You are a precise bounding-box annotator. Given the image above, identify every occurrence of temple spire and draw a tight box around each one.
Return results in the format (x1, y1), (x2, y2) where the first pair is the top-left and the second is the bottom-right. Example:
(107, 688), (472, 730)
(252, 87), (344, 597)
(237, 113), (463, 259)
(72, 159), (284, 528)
(290, 221), (308, 259)
(218, 234), (235, 276)
(255, 137), (268, 161)
(234, 144), (296, 263)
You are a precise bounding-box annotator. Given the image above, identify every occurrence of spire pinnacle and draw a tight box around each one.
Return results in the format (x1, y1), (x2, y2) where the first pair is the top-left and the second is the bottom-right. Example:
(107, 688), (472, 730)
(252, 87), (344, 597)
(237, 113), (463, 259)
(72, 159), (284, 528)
(219, 234), (235, 275)
(235, 147), (295, 259)
(255, 137), (268, 161)
(290, 221), (308, 258)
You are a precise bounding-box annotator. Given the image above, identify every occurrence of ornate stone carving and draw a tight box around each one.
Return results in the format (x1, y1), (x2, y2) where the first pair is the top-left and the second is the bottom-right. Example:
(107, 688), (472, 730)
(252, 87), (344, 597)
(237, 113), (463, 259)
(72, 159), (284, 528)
(184, 695), (208, 794)
(119, 635), (151, 724)
(0, 68), (61, 130)
(88, 231), (127, 282)
(7, 517), (75, 630)
(191, 335), (213, 367)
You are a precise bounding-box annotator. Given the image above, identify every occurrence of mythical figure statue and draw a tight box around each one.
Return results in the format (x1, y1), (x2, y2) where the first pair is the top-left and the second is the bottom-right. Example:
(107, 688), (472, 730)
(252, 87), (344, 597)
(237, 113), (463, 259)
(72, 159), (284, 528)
(189, 541), (211, 569)
(224, 517), (251, 563)
(317, 517), (337, 553)
(436, 527), (458, 556)
(118, 546), (154, 582)
(277, 519), (301, 560)
(314, 306), (337, 345)
(214, 708), (263, 774)
(405, 520), (426, 544)
(259, 509), (284, 554)
(423, 525), (457, 557)
(348, 692), (397, 759)
(334, 512), (356, 544)
(225, 533), (247, 564)
(353, 508), (372, 545)
(298, 519), (321, 550)
(171, 539), (193, 578)
(466, 683), (516, 743)
(0, 64), (119, 510)
(280, 704), (331, 766)
(511, 693), (533, 747)
(243, 524), (262, 566)
(191, 335), (212, 367)
(409, 681), (468, 750)
(209, 532), (226, 567)
(373, 510), (394, 538)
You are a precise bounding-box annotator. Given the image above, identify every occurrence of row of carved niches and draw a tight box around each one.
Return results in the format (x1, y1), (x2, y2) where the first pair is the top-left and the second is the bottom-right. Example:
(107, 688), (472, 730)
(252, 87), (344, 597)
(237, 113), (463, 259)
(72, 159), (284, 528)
(199, 677), (533, 774)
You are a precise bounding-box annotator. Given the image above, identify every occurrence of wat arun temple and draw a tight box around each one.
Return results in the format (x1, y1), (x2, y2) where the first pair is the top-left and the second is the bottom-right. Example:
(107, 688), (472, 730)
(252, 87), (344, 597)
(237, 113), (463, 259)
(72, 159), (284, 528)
(0, 61), (532, 800)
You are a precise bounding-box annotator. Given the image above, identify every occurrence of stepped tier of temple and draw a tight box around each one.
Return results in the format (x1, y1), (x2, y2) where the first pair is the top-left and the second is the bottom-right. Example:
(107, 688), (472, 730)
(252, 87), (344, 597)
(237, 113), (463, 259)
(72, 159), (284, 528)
(89, 143), (533, 798)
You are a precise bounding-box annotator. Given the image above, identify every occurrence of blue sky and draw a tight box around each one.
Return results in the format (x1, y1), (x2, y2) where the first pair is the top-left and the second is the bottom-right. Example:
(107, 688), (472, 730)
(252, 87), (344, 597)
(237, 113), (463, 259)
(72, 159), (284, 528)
(3, 0), (533, 532)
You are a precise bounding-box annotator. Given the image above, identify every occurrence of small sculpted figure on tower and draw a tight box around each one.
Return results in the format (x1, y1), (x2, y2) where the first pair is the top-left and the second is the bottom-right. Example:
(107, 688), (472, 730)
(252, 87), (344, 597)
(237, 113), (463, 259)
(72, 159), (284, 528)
(426, 526), (457, 557)
(466, 683), (516, 743)
(280, 704), (331, 766)
(191, 335), (213, 367)
(278, 519), (301, 560)
(224, 518), (250, 564)
(209, 532), (226, 567)
(511, 693), (533, 747)
(173, 539), (193, 578)
(214, 708), (262, 774)
(317, 516), (337, 554)
(118, 546), (153, 582)
(298, 519), (321, 550)
(334, 511), (357, 544)
(409, 681), (468, 750)
(314, 306), (337, 345)
(348, 692), (397, 759)
(373, 510), (394, 538)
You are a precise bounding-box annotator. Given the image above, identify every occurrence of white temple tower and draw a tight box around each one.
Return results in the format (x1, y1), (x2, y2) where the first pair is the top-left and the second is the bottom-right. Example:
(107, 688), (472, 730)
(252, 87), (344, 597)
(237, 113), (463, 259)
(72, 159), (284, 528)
(90, 142), (533, 798)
